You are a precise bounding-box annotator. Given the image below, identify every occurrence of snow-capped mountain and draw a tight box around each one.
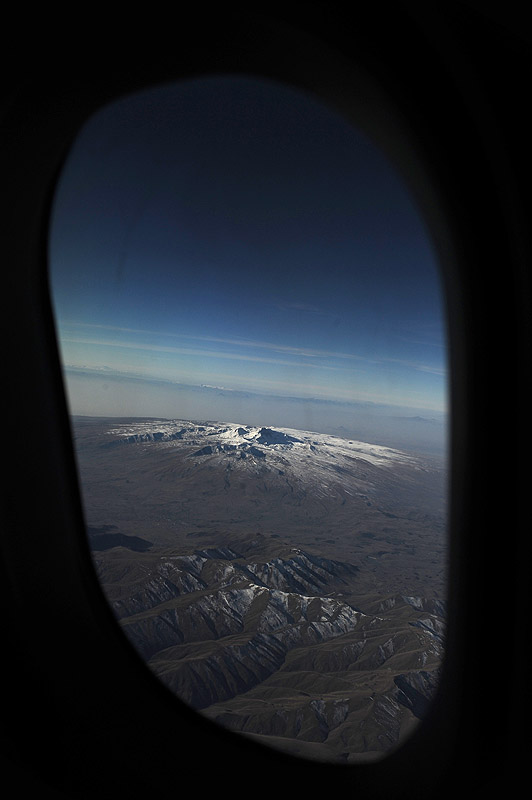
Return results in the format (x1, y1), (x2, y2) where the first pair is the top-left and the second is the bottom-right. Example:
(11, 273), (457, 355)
(107, 418), (418, 466)
(103, 419), (432, 508)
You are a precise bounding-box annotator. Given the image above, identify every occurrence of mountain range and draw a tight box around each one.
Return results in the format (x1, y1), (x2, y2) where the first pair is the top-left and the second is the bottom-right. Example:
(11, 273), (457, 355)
(72, 416), (447, 762)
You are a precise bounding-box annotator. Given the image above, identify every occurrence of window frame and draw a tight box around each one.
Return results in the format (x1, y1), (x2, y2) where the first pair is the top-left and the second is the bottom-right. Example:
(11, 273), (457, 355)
(1, 6), (529, 797)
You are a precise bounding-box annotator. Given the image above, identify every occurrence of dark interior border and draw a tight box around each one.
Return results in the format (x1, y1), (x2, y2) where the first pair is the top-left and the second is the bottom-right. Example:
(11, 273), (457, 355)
(1, 5), (530, 798)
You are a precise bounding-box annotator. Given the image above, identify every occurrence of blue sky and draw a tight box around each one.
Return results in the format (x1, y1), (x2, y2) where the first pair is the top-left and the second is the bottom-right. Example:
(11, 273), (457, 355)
(49, 75), (447, 450)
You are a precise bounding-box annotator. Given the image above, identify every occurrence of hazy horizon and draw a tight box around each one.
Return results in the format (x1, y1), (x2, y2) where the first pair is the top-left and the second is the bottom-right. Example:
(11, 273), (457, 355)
(62, 366), (447, 458)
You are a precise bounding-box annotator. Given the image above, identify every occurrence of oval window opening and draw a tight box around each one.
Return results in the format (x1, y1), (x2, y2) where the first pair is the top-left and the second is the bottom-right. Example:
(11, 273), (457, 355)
(49, 75), (449, 764)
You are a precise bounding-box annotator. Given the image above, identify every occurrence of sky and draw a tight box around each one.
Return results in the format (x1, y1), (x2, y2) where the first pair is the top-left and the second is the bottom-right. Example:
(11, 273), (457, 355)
(48, 75), (448, 456)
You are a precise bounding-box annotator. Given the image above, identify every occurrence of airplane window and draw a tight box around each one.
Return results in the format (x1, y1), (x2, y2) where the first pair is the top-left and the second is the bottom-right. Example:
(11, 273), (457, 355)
(48, 75), (448, 764)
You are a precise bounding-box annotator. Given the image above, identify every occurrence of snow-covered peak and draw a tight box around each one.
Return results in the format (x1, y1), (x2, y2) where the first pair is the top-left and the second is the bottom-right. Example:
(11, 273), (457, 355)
(106, 418), (418, 469)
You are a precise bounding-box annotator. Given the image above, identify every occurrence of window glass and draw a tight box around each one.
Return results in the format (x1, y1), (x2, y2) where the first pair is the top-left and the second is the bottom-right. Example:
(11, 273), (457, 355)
(49, 76), (448, 763)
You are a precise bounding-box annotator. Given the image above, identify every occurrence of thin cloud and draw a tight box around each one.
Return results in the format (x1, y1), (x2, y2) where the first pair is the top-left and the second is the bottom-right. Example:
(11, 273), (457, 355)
(276, 301), (326, 313)
(380, 356), (446, 377)
(61, 322), (445, 377)
(60, 322), (375, 363)
(61, 335), (347, 371)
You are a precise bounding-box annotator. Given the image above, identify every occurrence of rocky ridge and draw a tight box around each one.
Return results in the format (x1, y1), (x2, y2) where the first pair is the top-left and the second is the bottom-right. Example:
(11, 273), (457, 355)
(94, 541), (445, 761)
